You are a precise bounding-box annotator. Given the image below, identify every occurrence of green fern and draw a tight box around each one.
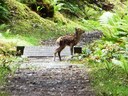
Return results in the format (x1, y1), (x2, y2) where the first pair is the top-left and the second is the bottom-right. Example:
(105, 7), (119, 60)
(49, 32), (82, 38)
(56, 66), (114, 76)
(0, 0), (10, 23)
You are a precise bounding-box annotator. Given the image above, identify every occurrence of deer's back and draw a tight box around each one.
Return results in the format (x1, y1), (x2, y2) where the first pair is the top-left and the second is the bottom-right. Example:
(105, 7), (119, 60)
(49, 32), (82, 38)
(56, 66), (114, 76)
(56, 35), (79, 46)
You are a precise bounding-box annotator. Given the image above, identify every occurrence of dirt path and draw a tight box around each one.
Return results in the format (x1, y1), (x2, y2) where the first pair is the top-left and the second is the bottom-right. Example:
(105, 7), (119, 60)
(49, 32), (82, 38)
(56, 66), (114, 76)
(0, 31), (103, 96)
(3, 57), (95, 96)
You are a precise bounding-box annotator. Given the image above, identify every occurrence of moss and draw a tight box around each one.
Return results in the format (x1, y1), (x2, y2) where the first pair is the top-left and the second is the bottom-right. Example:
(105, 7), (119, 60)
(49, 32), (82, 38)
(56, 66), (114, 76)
(53, 12), (68, 24)
(6, 0), (56, 29)
(2, 0), (85, 45)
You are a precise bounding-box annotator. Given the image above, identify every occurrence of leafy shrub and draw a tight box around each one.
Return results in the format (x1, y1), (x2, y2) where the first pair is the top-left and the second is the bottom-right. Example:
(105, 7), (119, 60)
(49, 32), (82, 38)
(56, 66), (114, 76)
(0, 41), (16, 56)
(0, 57), (11, 85)
(0, 0), (10, 23)
(43, 0), (64, 12)
(0, 41), (19, 86)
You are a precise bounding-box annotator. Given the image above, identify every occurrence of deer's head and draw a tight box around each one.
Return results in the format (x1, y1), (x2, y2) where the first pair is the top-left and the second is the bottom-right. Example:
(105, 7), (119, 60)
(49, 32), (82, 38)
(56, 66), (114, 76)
(75, 28), (85, 36)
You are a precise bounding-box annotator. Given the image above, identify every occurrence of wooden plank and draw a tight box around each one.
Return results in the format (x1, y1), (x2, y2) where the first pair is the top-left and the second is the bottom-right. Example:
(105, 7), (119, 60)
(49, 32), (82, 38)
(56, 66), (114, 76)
(23, 46), (70, 57)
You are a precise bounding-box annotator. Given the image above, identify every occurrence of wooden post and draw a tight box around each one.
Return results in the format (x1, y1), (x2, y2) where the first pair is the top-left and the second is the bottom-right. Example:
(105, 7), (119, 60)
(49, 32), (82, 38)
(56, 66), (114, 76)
(73, 46), (82, 54)
(16, 46), (25, 56)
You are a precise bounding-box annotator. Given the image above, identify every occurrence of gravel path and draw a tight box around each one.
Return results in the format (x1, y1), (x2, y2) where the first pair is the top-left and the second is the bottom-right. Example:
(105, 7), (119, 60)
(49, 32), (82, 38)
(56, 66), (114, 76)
(1, 31), (103, 96)
(3, 57), (95, 96)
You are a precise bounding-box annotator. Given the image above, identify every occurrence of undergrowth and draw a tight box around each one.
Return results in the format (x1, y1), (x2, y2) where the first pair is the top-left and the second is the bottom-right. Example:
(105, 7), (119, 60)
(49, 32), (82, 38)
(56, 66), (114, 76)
(80, 4), (128, 96)
(0, 41), (22, 95)
(88, 63), (128, 96)
(0, 56), (20, 96)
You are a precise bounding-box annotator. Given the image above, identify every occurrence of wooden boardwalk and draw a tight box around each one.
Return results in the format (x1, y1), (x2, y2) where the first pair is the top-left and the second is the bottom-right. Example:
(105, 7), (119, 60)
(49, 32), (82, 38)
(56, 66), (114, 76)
(23, 46), (70, 57)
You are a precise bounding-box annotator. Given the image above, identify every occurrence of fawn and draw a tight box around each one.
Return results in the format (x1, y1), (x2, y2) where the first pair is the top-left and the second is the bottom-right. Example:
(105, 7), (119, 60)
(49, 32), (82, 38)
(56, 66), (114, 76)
(54, 28), (85, 61)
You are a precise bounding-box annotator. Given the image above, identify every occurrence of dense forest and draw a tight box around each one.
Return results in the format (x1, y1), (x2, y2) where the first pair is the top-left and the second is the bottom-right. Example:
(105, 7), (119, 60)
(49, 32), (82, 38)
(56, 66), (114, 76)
(0, 0), (128, 96)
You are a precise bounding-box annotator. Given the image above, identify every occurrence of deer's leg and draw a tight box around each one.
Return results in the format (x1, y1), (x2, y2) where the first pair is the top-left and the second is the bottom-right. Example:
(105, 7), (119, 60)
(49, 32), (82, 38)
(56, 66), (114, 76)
(54, 48), (59, 61)
(54, 50), (57, 61)
(54, 45), (65, 61)
(58, 46), (65, 61)
(70, 45), (74, 56)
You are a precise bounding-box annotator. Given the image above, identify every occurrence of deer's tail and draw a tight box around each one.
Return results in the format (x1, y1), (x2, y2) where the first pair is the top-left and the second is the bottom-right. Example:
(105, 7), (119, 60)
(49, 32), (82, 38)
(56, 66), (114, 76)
(56, 37), (63, 46)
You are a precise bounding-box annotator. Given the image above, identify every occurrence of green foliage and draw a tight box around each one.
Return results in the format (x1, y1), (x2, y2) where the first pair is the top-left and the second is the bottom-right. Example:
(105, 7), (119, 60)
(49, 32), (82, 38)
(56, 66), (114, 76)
(99, 12), (128, 42)
(104, 60), (114, 72)
(43, 0), (64, 12)
(81, 2), (128, 95)
(0, 41), (16, 56)
(119, 56), (128, 76)
(0, 56), (21, 87)
(79, 20), (101, 30)
(0, 56), (11, 85)
(59, 0), (103, 20)
(16, 0), (36, 4)
(84, 6), (102, 20)
(89, 64), (128, 96)
(0, 0), (10, 23)
(53, 1), (64, 12)
(0, 24), (8, 31)
(0, 41), (21, 87)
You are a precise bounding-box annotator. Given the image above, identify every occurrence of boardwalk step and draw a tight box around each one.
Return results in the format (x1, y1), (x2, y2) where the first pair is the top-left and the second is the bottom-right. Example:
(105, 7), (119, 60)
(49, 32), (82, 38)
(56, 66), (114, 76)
(23, 46), (70, 57)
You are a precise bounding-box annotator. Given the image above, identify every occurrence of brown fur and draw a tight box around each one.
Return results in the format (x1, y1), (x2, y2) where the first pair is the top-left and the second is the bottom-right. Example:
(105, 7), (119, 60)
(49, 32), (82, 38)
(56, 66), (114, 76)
(54, 28), (85, 61)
